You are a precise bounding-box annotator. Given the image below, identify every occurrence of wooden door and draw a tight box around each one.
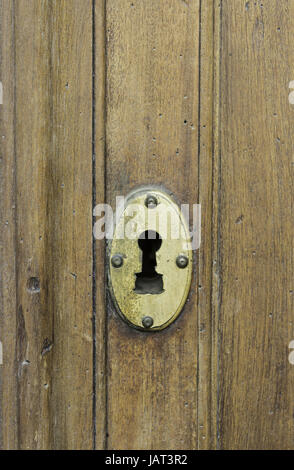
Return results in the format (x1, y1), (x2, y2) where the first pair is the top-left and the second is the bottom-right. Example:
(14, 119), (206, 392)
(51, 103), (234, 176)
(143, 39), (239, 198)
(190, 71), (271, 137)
(1, 0), (294, 450)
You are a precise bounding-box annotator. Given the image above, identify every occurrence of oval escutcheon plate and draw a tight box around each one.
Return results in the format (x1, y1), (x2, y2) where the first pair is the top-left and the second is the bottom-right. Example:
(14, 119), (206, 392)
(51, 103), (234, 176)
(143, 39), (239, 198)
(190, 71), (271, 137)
(108, 187), (192, 331)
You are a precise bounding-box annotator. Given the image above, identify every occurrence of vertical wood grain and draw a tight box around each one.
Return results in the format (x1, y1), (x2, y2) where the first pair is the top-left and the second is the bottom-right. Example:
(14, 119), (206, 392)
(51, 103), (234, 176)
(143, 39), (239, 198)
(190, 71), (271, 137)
(211, 0), (222, 450)
(1, 0), (93, 449)
(94, 0), (107, 450)
(48, 0), (93, 449)
(2, 0), (294, 451)
(104, 0), (200, 449)
(0, 0), (18, 449)
(197, 0), (218, 449)
(218, 0), (294, 449)
(14, 0), (53, 448)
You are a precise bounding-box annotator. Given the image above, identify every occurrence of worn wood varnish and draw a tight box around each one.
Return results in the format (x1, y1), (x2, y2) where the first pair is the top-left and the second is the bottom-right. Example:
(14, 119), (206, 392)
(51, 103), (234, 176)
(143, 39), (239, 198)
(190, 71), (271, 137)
(218, 0), (294, 449)
(0, 0), (18, 449)
(1, 0), (294, 450)
(104, 0), (199, 450)
(1, 0), (93, 449)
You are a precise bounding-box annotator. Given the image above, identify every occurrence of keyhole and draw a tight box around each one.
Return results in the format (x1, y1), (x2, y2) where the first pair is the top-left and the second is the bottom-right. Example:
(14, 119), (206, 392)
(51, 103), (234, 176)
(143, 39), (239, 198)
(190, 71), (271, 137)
(134, 230), (164, 295)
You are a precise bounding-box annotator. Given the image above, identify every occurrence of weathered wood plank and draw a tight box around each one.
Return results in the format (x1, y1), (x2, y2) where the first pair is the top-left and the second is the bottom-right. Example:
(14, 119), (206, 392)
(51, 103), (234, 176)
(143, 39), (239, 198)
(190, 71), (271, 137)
(219, 0), (294, 449)
(0, 0), (18, 449)
(94, 0), (107, 450)
(14, 0), (54, 449)
(197, 0), (218, 449)
(105, 0), (200, 449)
(48, 0), (93, 449)
(211, 0), (222, 450)
(1, 0), (93, 449)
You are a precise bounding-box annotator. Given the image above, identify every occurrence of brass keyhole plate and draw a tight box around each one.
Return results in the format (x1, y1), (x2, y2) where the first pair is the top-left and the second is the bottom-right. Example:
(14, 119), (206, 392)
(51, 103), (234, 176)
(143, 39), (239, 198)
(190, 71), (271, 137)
(108, 187), (192, 331)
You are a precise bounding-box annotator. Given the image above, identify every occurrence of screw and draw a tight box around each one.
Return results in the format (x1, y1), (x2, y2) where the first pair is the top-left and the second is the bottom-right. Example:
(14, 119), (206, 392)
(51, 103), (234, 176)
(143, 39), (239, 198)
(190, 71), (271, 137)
(145, 194), (158, 209)
(142, 316), (154, 328)
(111, 254), (124, 268)
(176, 255), (189, 269)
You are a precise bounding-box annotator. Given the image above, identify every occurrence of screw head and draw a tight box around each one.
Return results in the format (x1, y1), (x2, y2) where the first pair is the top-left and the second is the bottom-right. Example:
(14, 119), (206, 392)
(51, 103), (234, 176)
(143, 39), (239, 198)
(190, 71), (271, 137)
(145, 194), (158, 209)
(111, 254), (124, 268)
(176, 254), (189, 269)
(142, 316), (154, 328)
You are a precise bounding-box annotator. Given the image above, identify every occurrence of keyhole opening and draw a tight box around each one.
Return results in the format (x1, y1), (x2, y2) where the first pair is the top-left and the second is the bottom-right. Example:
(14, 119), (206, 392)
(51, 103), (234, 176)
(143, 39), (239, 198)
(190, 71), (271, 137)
(134, 230), (164, 295)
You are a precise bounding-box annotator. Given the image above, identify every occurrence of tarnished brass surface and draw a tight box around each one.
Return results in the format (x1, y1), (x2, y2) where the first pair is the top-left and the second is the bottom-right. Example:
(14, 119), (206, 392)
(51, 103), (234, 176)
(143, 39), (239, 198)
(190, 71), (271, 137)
(109, 188), (192, 331)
